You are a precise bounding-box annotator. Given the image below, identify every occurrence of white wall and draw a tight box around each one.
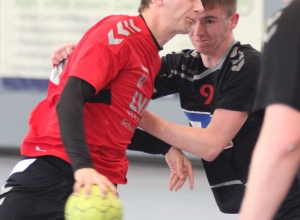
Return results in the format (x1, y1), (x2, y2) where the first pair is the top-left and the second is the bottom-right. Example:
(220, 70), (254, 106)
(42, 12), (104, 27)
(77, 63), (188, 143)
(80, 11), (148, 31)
(0, 0), (266, 79)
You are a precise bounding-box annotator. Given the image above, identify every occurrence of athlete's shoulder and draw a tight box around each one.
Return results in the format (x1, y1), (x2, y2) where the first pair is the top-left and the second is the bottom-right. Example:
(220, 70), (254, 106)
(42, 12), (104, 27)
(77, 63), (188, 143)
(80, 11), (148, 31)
(81, 14), (151, 55)
(163, 49), (199, 64)
(264, 3), (299, 46)
(170, 49), (199, 57)
(266, 1), (300, 44)
(282, 0), (300, 21)
(101, 14), (143, 24)
(161, 49), (200, 71)
(233, 42), (261, 56)
(99, 14), (148, 35)
(159, 49), (204, 80)
(230, 42), (261, 62)
(225, 42), (261, 73)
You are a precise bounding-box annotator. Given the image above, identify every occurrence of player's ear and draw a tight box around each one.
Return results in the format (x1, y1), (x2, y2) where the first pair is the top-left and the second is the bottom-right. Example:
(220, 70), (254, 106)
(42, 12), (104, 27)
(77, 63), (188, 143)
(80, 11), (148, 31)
(230, 13), (239, 29)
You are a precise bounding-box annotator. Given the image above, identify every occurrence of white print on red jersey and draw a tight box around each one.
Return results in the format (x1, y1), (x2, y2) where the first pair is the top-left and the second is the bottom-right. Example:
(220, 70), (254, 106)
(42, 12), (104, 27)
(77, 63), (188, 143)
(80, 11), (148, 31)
(129, 91), (148, 115)
(108, 19), (142, 45)
(129, 67), (150, 115)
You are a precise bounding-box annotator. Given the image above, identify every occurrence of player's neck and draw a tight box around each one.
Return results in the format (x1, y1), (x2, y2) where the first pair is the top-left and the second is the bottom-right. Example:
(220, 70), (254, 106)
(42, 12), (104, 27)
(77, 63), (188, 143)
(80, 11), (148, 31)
(201, 55), (219, 68)
(141, 12), (177, 47)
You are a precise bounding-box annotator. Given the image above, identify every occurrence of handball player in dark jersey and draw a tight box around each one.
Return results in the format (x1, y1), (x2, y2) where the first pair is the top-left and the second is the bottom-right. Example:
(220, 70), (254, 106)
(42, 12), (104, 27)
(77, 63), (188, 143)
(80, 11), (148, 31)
(0, 0), (203, 219)
(49, 0), (300, 218)
(129, 0), (300, 218)
(240, 1), (300, 219)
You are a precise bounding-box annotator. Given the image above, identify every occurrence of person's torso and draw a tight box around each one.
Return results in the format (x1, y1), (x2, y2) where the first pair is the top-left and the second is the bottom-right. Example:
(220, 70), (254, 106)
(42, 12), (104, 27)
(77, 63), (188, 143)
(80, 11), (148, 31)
(254, 2), (300, 217)
(153, 42), (262, 212)
(21, 15), (161, 184)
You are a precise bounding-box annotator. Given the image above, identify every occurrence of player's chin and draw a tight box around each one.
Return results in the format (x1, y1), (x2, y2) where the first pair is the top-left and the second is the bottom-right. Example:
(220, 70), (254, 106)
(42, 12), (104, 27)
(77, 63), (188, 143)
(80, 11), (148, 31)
(180, 26), (193, 35)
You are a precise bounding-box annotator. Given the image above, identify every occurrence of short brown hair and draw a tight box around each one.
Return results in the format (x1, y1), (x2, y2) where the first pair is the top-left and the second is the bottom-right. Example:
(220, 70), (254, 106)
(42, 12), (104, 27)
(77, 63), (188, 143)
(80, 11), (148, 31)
(138, 0), (152, 13)
(202, 0), (237, 17)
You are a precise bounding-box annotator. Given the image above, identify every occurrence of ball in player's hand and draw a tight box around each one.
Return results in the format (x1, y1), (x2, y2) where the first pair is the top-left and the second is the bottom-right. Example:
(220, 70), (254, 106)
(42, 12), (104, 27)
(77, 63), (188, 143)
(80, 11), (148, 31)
(64, 185), (123, 220)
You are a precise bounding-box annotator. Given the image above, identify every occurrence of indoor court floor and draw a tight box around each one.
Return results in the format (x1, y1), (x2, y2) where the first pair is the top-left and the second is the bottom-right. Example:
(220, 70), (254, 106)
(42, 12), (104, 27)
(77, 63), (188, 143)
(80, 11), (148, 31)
(0, 152), (239, 220)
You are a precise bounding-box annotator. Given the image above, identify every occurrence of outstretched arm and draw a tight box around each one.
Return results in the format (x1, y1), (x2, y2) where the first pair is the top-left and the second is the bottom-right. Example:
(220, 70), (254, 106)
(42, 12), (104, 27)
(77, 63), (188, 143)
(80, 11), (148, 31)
(139, 109), (248, 161)
(239, 104), (300, 220)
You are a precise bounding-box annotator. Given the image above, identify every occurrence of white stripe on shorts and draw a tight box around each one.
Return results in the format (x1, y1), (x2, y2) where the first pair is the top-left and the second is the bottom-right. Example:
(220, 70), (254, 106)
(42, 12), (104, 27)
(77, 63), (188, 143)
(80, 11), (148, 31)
(210, 180), (244, 188)
(9, 158), (36, 176)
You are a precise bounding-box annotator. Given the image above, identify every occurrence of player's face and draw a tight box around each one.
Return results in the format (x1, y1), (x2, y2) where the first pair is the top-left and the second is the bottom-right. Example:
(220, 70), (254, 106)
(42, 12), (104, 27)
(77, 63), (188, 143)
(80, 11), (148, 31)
(163, 0), (204, 34)
(188, 5), (238, 56)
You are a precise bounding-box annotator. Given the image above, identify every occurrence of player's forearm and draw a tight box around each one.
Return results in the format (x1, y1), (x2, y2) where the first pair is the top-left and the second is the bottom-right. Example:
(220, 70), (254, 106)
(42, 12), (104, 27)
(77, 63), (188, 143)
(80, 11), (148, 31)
(239, 138), (300, 219)
(239, 105), (300, 220)
(128, 128), (171, 155)
(56, 77), (95, 171)
(140, 111), (222, 161)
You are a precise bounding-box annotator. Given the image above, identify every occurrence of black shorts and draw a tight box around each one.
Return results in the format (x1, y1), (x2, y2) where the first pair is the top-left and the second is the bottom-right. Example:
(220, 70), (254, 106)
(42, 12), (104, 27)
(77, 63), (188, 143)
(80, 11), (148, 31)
(0, 156), (74, 220)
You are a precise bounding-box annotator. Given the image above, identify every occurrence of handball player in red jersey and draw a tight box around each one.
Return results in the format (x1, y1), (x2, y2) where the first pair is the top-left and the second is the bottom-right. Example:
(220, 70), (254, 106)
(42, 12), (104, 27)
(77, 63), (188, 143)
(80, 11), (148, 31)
(0, 0), (203, 219)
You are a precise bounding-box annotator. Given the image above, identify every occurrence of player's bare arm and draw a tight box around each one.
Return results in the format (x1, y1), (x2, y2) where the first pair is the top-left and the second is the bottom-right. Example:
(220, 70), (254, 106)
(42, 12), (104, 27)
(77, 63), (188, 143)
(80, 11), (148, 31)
(140, 109), (248, 161)
(239, 104), (300, 220)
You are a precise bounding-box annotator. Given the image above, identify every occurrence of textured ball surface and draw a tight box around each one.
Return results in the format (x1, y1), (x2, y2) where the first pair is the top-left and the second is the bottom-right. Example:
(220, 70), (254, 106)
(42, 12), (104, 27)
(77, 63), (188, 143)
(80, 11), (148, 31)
(65, 185), (123, 220)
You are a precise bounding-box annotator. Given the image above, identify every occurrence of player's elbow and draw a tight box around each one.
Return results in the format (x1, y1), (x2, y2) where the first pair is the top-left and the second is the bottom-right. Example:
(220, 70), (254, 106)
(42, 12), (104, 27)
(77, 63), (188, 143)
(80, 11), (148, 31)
(201, 147), (221, 162)
(203, 153), (218, 162)
(275, 141), (300, 158)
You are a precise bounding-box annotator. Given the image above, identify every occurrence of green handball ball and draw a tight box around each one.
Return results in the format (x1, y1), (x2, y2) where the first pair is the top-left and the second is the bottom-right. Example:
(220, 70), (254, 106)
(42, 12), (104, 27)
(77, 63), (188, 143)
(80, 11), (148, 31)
(65, 185), (123, 220)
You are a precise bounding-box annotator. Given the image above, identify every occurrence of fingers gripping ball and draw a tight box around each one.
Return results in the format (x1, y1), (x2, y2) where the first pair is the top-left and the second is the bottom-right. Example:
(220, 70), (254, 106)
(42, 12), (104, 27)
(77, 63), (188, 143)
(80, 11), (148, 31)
(65, 185), (123, 220)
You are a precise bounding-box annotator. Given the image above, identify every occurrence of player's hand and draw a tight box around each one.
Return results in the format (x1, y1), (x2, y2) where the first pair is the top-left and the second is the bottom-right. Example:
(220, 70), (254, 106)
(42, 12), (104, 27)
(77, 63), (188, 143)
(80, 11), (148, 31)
(165, 147), (194, 191)
(73, 168), (118, 198)
(51, 43), (76, 66)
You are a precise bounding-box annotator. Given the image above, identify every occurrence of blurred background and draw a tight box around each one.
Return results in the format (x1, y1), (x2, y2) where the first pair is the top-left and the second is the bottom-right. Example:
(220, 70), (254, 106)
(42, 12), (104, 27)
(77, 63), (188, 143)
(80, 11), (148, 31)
(0, 0), (289, 219)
